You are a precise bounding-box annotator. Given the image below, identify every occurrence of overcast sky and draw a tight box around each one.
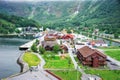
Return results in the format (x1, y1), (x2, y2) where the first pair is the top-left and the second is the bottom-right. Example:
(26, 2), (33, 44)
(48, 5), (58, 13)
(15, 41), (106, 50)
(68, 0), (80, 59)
(3, 0), (94, 2)
(4, 0), (76, 2)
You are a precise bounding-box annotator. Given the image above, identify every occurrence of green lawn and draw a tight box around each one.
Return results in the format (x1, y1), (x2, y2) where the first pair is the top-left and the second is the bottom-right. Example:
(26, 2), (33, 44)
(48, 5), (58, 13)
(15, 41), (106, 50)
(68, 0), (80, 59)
(98, 47), (120, 61)
(105, 50), (120, 61)
(51, 70), (81, 80)
(23, 51), (40, 67)
(99, 47), (120, 61)
(43, 55), (74, 69)
(85, 69), (120, 80)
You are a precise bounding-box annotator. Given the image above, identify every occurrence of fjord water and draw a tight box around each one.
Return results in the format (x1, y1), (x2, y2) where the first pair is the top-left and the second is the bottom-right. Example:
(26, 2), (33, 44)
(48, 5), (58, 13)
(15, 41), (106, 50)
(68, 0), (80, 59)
(0, 38), (30, 79)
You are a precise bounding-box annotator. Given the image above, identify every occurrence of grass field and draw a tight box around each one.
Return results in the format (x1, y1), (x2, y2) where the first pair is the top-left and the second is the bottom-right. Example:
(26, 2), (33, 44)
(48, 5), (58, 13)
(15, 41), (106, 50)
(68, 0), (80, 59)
(51, 70), (81, 80)
(85, 69), (120, 80)
(99, 47), (120, 61)
(43, 55), (74, 69)
(105, 50), (120, 61)
(23, 52), (40, 67)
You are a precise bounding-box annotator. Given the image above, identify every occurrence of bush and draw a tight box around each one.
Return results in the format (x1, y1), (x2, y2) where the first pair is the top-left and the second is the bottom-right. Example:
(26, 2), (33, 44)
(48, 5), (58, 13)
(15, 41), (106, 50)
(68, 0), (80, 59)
(53, 44), (60, 53)
(39, 46), (45, 54)
(31, 43), (38, 53)
(35, 39), (39, 45)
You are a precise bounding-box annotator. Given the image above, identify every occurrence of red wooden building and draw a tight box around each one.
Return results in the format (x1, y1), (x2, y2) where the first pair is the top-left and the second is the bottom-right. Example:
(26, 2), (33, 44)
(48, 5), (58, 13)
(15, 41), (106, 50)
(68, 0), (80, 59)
(77, 46), (106, 67)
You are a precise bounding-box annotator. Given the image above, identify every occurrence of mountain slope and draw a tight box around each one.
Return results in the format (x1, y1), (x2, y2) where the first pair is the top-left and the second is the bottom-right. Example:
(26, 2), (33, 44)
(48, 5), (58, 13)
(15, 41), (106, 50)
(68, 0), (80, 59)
(0, 13), (39, 34)
(0, 0), (120, 36)
(0, 1), (77, 23)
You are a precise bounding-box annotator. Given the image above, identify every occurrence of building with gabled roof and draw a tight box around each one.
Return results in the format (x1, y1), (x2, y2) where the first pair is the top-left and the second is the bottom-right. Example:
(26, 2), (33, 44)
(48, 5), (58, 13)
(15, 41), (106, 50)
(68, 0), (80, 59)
(42, 34), (58, 50)
(77, 46), (106, 67)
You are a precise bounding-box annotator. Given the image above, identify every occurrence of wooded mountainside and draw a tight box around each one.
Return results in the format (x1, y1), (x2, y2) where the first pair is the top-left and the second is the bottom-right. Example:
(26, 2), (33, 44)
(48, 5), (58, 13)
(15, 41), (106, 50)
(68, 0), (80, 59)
(0, 0), (120, 37)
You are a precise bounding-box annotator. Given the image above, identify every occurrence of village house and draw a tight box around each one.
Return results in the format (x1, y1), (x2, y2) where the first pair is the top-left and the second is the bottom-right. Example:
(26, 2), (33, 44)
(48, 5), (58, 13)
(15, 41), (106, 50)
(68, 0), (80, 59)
(44, 35), (56, 41)
(60, 45), (68, 53)
(62, 34), (74, 40)
(61, 34), (74, 45)
(77, 46), (106, 67)
(42, 34), (58, 50)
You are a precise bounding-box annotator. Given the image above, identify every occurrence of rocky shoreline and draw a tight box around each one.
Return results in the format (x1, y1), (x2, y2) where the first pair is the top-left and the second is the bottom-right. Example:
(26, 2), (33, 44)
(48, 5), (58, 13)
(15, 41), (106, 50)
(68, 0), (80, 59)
(17, 52), (29, 73)
(2, 52), (29, 80)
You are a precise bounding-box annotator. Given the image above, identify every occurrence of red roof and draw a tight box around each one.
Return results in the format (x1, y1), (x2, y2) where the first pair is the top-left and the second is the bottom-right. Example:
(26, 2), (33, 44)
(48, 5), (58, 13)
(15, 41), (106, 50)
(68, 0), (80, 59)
(77, 46), (106, 58)
(90, 40), (106, 44)
(62, 34), (74, 39)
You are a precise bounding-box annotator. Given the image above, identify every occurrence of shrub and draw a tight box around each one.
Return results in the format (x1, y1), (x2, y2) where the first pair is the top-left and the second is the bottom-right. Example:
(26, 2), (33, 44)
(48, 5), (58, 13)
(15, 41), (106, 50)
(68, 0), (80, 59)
(35, 39), (39, 45)
(53, 44), (60, 53)
(31, 43), (38, 53)
(39, 46), (45, 54)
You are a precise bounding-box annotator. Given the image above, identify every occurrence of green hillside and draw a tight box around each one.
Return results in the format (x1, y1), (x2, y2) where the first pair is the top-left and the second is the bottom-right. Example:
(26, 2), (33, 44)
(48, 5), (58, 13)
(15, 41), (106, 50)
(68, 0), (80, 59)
(0, 1), (78, 23)
(0, 0), (120, 37)
(0, 13), (40, 34)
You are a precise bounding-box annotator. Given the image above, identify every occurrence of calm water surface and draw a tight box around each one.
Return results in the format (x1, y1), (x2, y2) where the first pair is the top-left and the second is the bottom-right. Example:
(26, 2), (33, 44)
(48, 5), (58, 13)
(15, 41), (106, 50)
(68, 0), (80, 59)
(0, 38), (30, 79)
(97, 38), (120, 46)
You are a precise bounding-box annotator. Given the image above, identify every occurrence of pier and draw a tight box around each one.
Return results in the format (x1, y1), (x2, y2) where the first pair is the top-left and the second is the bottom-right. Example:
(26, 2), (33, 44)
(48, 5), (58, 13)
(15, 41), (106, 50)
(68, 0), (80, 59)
(19, 39), (36, 50)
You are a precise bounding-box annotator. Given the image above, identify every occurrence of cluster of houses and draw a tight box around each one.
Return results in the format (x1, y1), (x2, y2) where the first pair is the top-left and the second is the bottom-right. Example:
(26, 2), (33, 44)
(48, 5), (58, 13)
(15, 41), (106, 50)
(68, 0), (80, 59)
(16, 26), (43, 34)
(40, 30), (107, 68)
(41, 30), (72, 52)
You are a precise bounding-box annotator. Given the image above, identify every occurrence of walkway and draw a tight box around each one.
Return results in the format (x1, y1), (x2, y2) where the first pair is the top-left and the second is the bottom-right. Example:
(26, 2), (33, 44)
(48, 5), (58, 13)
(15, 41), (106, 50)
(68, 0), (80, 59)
(32, 53), (45, 69)
(107, 56), (120, 66)
(6, 69), (59, 80)
(19, 39), (36, 50)
(63, 42), (85, 74)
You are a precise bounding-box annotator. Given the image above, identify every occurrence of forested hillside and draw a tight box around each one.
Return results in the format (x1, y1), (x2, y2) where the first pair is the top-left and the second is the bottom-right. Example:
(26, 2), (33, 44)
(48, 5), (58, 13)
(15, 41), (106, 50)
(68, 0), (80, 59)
(46, 0), (120, 37)
(0, 1), (78, 23)
(0, 13), (39, 34)
(0, 0), (120, 37)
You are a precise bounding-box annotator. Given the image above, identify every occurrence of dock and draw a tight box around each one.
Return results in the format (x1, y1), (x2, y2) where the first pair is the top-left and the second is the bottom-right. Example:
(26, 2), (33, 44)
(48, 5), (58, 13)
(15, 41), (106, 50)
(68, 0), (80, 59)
(19, 39), (36, 50)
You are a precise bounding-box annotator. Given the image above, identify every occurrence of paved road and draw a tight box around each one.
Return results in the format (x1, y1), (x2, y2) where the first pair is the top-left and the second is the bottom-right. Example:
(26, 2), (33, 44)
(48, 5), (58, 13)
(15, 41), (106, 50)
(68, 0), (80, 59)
(107, 61), (120, 70)
(107, 56), (120, 66)
(6, 70), (59, 80)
